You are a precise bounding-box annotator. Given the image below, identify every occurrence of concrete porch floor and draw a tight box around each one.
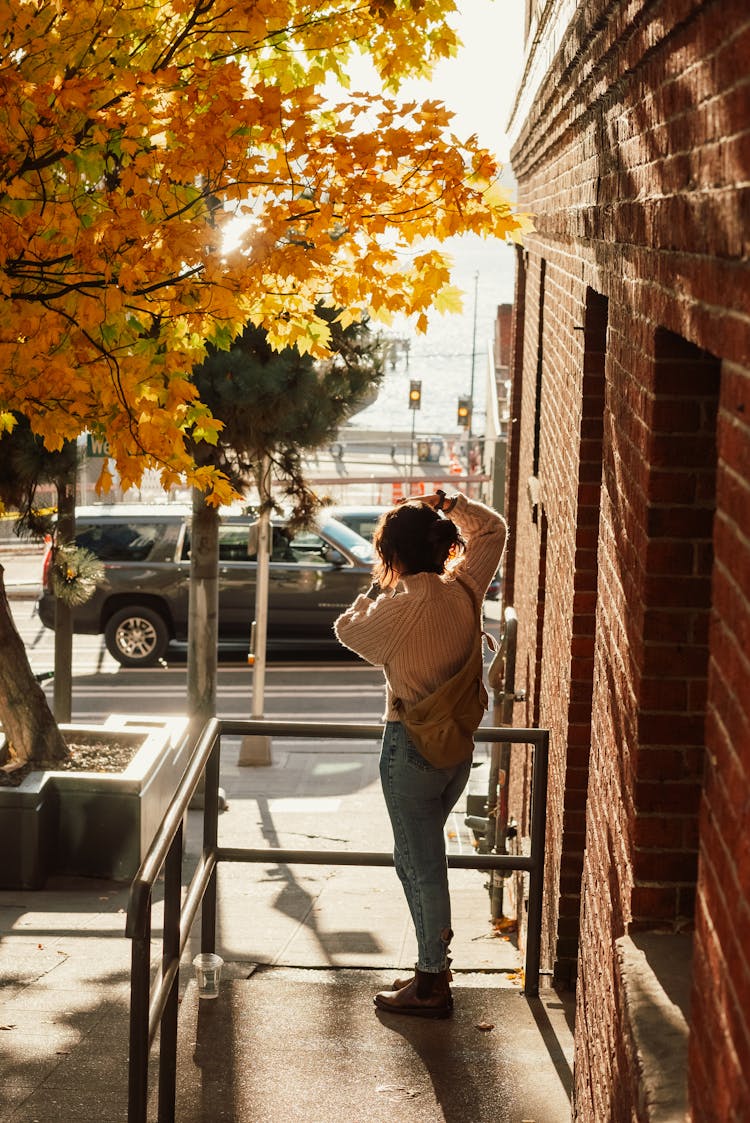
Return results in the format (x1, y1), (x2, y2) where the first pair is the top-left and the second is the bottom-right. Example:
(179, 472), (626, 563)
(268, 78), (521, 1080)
(165, 967), (574, 1123)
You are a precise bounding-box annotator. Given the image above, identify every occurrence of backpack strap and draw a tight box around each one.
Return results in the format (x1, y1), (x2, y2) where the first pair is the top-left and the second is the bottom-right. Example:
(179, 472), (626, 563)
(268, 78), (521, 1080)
(455, 573), (481, 618)
(455, 574), (498, 651)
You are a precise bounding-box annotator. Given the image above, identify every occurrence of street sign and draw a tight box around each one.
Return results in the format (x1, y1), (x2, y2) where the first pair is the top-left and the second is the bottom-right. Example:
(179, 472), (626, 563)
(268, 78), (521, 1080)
(86, 434), (111, 458)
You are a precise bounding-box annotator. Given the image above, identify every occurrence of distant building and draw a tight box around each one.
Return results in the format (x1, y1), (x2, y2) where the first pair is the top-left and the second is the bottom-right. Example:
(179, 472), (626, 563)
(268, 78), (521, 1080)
(483, 303), (514, 510)
(503, 2), (749, 1120)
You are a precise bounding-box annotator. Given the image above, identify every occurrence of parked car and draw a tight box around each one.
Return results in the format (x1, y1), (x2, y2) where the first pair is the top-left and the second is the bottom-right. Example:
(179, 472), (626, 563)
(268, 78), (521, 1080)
(331, 505), (388, 542)
(37, 505), (374, 666)
(332, 503), (502, 599)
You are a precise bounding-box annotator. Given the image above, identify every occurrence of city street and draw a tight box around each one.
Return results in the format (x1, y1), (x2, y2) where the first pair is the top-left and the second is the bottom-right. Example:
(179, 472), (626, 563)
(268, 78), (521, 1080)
(7, 585), (502, 727)
(7, 595), (387, 726)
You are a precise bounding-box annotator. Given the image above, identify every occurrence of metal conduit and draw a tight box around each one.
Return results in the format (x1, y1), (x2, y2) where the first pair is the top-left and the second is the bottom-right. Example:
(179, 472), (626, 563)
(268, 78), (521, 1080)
(126, 718), (549, 1123)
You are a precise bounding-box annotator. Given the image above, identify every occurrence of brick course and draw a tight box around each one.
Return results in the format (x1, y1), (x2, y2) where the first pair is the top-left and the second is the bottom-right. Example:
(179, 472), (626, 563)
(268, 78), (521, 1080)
(506, 0), (749, 1119)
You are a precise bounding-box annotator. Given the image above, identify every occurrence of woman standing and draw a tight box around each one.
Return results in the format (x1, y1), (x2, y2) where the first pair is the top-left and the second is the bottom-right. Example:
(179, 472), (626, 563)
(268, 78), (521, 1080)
(334, 490), (507, 1018)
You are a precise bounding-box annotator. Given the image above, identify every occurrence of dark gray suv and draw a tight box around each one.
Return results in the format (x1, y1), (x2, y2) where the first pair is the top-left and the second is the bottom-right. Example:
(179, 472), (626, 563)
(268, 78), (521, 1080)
(37, 505), (374, 666)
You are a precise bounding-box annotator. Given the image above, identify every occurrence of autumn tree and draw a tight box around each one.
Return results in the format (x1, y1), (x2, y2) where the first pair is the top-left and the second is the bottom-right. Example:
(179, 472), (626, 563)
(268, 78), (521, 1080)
(185, 311), (383, 727)
(0, 0), (529, 765)
(192, 309), (383, 517)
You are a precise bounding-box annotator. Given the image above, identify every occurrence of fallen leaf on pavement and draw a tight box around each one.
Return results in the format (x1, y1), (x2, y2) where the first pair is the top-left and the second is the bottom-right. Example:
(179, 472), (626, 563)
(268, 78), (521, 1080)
(492, 917), (518, 933)
(376, 1084), (420, 1098)
(475, 1022), (495, 1032)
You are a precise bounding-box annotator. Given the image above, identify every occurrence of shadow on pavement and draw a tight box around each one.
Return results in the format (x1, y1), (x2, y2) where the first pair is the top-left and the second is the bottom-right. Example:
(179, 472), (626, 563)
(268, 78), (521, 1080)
(170, 970), (573, 1123)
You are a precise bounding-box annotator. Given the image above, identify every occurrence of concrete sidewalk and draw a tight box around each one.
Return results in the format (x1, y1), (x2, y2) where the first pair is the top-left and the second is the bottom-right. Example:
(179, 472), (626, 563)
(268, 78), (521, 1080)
(0, 547), (43, 601)
(0, 733), (574, 1122)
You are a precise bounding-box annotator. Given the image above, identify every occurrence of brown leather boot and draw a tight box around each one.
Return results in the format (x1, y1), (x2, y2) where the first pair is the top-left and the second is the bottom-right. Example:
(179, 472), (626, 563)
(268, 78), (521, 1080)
(374, 968), (452, 1018)
(390, 966), (453, 999)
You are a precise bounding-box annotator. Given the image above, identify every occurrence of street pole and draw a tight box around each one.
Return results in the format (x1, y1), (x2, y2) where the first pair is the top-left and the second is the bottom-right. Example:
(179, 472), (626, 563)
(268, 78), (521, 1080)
(407, 379), (422, 497)
(52, 465), (76, 724)
(468, 270), (479, 440)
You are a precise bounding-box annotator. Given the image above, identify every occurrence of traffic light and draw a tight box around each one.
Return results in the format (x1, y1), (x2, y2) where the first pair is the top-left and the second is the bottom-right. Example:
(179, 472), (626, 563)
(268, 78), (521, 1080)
(408, 380), (422, 410)
(457, 396), (471, 428)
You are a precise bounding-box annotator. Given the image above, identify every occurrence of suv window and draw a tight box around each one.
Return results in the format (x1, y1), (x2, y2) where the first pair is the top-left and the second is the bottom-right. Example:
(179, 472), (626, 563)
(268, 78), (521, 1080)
(288, 529), (331, 565)
(183, 524), (297, 563)
(76, 521), (173, 562)
(217, 526), (252, 562)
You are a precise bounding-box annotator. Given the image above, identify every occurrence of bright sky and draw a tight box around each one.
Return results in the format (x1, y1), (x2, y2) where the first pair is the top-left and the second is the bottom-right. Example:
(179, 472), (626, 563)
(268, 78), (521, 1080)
(347, 0), (526, 163)
(402, 0), (526, 162)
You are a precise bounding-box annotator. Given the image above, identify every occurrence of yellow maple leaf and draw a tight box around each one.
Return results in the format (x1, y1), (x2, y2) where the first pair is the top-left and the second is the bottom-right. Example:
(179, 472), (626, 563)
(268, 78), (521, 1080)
(433, 284), (464, 316)
(95, 461), (114, 495)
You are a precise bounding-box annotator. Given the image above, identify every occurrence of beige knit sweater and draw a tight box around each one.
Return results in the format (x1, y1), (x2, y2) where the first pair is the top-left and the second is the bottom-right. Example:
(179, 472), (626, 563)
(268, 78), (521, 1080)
(334, 494), (507, 721)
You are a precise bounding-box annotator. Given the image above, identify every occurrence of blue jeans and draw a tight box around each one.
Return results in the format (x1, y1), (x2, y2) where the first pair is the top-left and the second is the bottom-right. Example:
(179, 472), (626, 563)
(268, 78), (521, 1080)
(379, 720), (472, 973)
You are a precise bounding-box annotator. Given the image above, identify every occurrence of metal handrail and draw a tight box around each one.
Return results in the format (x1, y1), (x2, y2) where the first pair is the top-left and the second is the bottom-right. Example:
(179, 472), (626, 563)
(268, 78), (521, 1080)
(126, 718), (549, 1123)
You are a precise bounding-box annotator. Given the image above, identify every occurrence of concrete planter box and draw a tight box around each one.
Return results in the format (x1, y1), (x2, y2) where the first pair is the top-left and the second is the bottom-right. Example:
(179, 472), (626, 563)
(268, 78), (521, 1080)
(1, 714), (190, 889)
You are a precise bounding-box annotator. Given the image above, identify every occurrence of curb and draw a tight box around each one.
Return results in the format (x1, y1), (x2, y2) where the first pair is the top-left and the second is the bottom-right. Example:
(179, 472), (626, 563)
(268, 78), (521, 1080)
(0, 543), (45, 555)
(4, 584), (41, 602)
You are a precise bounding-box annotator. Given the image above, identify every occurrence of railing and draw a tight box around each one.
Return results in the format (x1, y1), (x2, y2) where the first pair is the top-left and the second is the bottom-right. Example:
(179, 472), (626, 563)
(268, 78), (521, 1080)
(466, 606), (526, 918)
(126, 718), (549, 1123)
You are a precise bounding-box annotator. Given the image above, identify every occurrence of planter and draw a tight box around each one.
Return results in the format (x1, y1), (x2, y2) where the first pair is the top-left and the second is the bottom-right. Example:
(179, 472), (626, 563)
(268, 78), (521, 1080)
(0, 714), (190, 889)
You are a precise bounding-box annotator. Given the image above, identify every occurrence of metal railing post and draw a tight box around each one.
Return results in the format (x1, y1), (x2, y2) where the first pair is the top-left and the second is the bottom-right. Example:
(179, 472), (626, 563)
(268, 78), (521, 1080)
(523, 730), (549, 997)
(127, 916), (151, 1123)
(201, 732), (221, 953)
(493, 609), (519, 906)
(157, 822), (183, 1123)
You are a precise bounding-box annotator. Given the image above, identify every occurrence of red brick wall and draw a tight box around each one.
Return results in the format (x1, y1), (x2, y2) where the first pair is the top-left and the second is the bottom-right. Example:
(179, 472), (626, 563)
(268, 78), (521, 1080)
(689, 357), (750, 1120)
(505, 0), (750, 1118)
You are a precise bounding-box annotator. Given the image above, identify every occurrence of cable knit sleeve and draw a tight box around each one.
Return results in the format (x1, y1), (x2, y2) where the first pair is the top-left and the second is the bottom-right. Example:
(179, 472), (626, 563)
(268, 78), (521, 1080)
(334, 591), (409, 667)
(450, 493), (507, 600)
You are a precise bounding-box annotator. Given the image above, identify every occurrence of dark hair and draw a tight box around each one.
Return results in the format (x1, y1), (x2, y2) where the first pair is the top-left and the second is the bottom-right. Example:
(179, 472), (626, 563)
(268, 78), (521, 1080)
(373, 501), (465, 586)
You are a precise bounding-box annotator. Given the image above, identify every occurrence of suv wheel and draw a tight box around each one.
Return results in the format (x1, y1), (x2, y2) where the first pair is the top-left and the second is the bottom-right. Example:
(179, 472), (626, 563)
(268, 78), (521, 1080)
(105, 606), (169, 667)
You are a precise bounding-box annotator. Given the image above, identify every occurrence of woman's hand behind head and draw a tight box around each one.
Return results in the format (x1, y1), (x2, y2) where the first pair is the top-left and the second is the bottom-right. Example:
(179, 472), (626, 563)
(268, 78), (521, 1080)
(396, 492), (442, 509)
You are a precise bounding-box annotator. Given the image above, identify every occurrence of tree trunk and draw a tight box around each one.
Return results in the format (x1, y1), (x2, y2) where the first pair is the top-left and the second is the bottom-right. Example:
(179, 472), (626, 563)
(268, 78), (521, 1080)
(0, 564), (68, 767)
(187, 489), (219, 733)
